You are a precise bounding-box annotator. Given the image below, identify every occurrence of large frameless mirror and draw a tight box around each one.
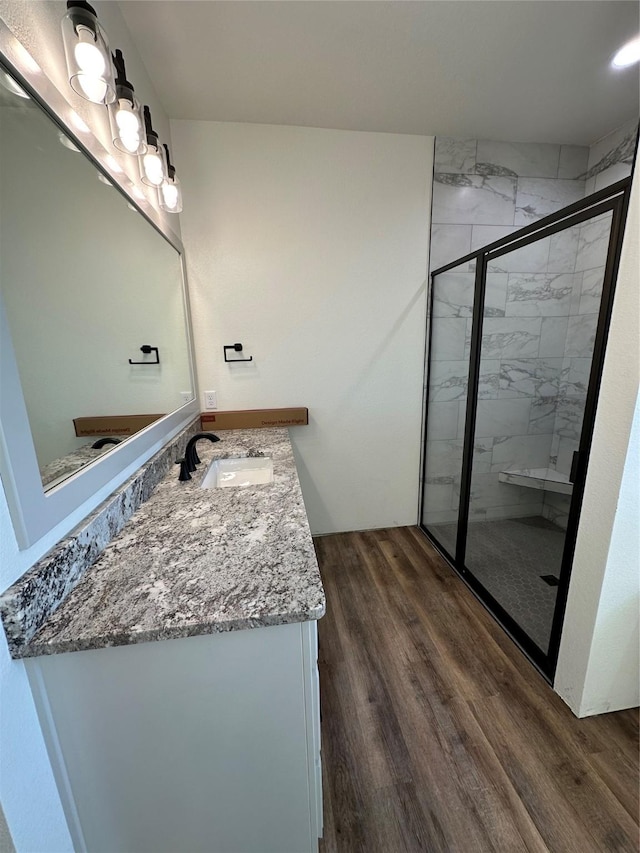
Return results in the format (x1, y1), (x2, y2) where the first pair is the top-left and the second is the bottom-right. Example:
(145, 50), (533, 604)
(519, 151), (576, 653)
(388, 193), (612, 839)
(0, 24), (198, 547)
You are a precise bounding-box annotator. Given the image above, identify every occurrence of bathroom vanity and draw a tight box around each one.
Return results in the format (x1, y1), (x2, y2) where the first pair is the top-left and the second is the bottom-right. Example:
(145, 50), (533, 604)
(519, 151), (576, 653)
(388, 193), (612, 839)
(11, 428), (325, 853)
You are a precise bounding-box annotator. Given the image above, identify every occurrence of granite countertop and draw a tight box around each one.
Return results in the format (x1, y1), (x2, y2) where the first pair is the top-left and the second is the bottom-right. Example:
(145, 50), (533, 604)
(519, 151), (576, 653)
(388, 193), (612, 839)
(40, 441), (121, 488)
(22, 428), (325, 657)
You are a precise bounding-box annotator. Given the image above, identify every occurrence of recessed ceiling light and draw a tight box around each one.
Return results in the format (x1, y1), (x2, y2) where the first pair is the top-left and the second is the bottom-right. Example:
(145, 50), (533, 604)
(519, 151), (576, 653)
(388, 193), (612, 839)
(612, 35), (640, 68)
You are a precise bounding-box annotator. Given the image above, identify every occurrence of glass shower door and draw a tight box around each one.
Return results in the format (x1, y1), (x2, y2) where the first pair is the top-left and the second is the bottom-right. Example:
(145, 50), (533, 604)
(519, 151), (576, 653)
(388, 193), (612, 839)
(463, 209), (615, 654)
(421, 259), (475, 559)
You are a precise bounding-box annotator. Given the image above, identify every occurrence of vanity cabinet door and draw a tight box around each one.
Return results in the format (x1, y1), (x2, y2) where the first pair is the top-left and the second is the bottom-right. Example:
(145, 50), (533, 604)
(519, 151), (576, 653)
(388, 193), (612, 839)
(27, 622), (322, 853)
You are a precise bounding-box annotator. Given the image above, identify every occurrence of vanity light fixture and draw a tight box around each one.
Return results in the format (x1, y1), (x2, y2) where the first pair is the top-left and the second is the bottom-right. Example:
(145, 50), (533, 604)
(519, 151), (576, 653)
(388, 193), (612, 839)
(108, 49), (146, 155)
(105, 154), (123, 174)
(158, 144), (183, 213)
(139, 105), (166, 187)
(69, 111), (90, 134)
(61, 0), (115, 104)
(612, 35), (640, 68)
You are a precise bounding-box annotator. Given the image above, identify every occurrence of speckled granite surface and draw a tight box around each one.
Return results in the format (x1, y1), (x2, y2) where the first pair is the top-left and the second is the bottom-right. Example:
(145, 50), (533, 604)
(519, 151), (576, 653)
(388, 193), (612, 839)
(40, 441), (122, 488)
(13, 428), (324, 658)
(0, 419), (201, 657)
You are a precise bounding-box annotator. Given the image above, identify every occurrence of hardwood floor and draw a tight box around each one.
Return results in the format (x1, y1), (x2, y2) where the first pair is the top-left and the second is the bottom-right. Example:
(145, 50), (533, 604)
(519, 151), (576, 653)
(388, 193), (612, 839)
(315, 527), (639, 853)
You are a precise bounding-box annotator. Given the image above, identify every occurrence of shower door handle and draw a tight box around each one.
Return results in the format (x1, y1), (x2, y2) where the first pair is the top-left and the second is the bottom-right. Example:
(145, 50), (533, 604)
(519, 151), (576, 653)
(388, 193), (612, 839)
(569, 451), (581, 484)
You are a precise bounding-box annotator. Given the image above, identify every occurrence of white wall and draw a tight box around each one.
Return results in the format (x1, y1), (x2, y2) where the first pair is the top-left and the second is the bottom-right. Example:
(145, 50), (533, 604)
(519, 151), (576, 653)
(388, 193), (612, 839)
(0, 3), (178, 849)
(555, 166), (640, 716)
(172, 120), (432, 534)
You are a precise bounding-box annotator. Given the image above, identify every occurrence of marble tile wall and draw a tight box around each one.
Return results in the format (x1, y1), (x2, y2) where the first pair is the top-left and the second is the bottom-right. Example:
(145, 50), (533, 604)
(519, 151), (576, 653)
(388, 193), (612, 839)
(425, 122), (637, 529)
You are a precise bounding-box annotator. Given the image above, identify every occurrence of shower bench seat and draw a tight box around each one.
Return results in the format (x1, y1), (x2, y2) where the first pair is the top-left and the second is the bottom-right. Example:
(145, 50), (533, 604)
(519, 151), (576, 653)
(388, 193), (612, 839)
(498, 467), (573, 495)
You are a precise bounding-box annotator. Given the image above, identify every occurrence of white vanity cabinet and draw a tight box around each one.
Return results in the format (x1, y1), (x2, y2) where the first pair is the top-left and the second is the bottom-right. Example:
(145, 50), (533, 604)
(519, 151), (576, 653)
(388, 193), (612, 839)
(26, 620), (322, 853)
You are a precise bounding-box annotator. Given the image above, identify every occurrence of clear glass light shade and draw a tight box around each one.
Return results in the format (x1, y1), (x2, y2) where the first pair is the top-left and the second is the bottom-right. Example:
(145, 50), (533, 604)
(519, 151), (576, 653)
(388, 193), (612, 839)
(108, 97), (146, 155)
(61, 10), (115, 104)
(139, 142), (166, 187)
(159, 176), (183, 213)
(612, 35), (640, 68)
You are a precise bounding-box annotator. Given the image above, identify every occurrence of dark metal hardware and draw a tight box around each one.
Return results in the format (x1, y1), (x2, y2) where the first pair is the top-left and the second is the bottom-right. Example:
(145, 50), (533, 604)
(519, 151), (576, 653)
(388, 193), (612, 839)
(186, 433), (221, 469)
(129, 345), (159, 365)
(569, 451), (580, 484)
(224, 343), (253, 363)
(91, 437), (121, 449)
(176, 458), (191, 481)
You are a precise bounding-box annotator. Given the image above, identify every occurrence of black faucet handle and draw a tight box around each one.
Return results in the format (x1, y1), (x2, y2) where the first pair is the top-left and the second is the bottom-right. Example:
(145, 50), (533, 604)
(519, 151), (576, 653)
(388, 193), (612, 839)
(186, 432), (221, 468)
(176, 458), (192, 481)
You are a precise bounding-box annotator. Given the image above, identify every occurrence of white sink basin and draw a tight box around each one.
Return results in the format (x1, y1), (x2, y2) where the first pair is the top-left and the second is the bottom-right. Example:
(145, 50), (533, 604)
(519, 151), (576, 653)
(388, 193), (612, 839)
(201, 456), (273, 489)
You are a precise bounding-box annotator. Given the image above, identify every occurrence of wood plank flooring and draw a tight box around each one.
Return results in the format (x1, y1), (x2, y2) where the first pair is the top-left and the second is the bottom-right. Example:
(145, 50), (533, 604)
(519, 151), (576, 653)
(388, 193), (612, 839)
(315, 527), (639, 853)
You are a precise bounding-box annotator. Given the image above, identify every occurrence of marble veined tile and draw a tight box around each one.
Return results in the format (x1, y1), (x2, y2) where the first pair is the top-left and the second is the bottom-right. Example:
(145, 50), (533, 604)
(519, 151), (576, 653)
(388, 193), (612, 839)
(514, 179), (584, 226)
(594, 163), (633, 192)
(585, 118), (638, 178)
(430, 317), (468, 360)
(547, 226), (580, 273)
(432, 272), (475, 317)
(558, 145), (589, 179)
(559, 357), (592, 396)
(477, 359), (501, 399)
(480, 228), (550, 274)
(425, 439), (463, 477)
(528, 397), (557, 434)
(554, 395), (587, 440)
(425, 401), (460, 440)
(579, 268), (604, 314)
(505, 273), (575, 317)
(476, 140), (560, 178)
(565, 314), (598, 358)
(468, 471), (539, 510)
(480, 318), (542, 358)
(430, 224), (472, 271)
(574, 215), (612, 272)
(428, 360), (469, 401)
(498, 358), (562, 399)
(556, 436), (578, 476)
(491, 433), (553, 472)
(422, 480), (456, 513)
(434, 138), (476, 174)
(432, 174), (517, 225)
(484, 274), (509, 317)
(474, 398), (532, 438)
(472, 438), (494, 474)
(539, 316), (569, 358)
(471, 224), (515, 251)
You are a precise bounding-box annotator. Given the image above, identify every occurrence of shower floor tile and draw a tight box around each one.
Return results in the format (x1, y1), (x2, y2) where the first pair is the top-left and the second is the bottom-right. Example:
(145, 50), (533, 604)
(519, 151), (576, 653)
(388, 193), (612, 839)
(428, 516), (565, 652)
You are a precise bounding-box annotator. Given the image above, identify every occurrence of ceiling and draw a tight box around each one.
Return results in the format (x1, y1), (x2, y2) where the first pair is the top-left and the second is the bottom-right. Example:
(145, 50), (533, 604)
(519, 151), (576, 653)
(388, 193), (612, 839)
(120, 1), (640, 145)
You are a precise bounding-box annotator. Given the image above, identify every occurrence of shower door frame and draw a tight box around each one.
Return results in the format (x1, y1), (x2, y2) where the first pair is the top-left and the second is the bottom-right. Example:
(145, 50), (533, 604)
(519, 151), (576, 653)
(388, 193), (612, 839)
(420, 177), (633, 681)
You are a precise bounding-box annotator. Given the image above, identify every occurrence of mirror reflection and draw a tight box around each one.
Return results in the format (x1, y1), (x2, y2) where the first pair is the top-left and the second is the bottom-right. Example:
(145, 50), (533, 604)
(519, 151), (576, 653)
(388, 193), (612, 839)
(0, 67), (193, 490)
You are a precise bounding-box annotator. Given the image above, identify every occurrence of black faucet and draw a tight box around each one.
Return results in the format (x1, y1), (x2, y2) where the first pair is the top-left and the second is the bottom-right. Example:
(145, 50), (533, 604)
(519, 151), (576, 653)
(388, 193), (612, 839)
(91, 437), (121, 449)
(186, 432), (221, 467)
(176, 432), (221, 481)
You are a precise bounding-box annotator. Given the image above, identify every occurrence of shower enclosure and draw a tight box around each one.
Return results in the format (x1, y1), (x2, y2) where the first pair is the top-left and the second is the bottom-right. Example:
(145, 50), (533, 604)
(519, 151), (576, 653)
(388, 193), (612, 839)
(420, 178), (632, 679)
